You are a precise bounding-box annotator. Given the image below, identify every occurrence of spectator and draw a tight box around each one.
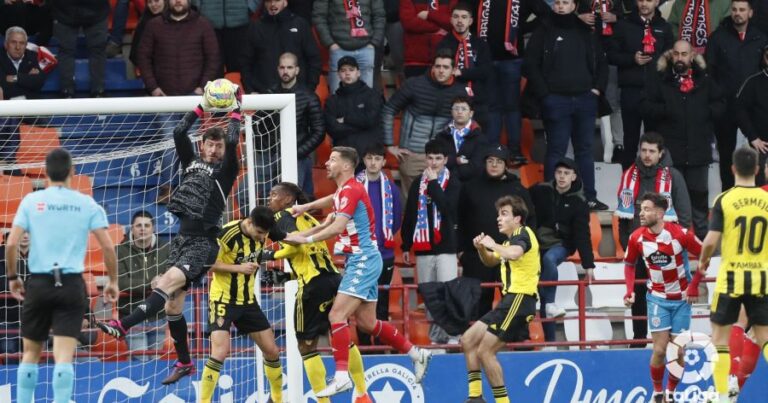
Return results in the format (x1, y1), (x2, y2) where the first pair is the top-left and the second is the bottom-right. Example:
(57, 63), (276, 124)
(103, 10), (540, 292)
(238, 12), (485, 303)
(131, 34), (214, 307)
(116, 211), (170, 355)
(667, 0), (730, 50)
(0, 0), (53, 45)
(0, 231), (29, 362)
(287, 0), (314, 22)
(755, 0), (768, 34)
(706, 0), (767, 191)
(136, 0), (220, 96)
(457, 144), (536, 317)
(106, 0), (143, 58)
(400, 0), (455, 78)
(402, 138), (461, 346)
(523, 0), (609, 210)
(1, 26), (50, 100)
(383, 0), (405, 80)
(51, 0), (109, 97)
(736, 44), (768, 186)
(529, 157), (593, 342)
(437, 2), (493, 128)
(312, 0), (385, 92)
(266, 52), (324, 197)
(614, 132), (692, 346)
(607, 0), (674, 169)
(242, 0), (321, 94)
(477, 0), (549, 160)
(641, 40), (724, 240)
(128, 0), (165, 67)
(434, 96), (488, 182)
(324, 55), (384, 165)
(196, 0), (255, 73)
(383, 49), (468, 196)
(355, 143), (403, 346)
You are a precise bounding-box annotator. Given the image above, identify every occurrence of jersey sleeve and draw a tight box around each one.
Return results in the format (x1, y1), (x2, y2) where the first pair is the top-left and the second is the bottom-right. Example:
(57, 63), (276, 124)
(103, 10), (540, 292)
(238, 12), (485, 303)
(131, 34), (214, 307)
(88, 199), (109, 230)
(624, 231), (641, 266)
(509, 230), (532, 253)
(683, 227), (703, 256)
(335, 185), (365, 219)
(11, 196), (31, 230)
(709, 194), (724, 232)
(216, 236), (238, 264)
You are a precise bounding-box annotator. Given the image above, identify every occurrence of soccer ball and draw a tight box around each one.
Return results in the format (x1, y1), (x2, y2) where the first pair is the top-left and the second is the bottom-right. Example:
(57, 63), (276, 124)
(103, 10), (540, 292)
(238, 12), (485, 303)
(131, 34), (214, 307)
(204, 78), (237, 109)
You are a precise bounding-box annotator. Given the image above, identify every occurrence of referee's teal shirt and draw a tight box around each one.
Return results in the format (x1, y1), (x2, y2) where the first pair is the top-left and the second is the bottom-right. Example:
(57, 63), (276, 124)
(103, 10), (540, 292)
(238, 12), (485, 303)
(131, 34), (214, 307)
(12, 186), (108, 274)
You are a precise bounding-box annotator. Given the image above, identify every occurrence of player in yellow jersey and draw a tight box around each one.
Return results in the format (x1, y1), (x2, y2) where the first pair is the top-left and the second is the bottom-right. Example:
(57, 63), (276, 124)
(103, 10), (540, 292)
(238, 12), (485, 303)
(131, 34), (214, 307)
(460, 195), (540, 403)
(265, 182), (371, 403)
(696, 147), (768, 403)
(199, 207), (283, 403)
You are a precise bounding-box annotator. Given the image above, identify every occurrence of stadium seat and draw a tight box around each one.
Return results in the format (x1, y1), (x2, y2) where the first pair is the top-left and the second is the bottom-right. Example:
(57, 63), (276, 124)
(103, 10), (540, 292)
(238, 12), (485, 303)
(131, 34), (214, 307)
(313, 167), (336, 198)
(92, 331), (130, 362)
(518, 163), (544, 187)
(622, 308), (649, 345)
(17, 124), (61, 177)
(315, 137), (332, 168)
(563, 311), (613, 350)
(407, 310), (431, 346)
(611, 215), (625, 259)
(86, 223), (126, 273)
(384, 117), (401, 170)
(316, 75), (330, 106)
(589, 262), (626, 309)
(224, 71), (242, 88)
(593, 162), (622, 211)
(63, 174), (93, 196)
(520, 118), (534, 160)
(588, 212), (608, 260)
(554, 262), (579, 311)
(388, 267), (404, 320)
(690, 306), (711, 336)
(0, 175), (34, 225)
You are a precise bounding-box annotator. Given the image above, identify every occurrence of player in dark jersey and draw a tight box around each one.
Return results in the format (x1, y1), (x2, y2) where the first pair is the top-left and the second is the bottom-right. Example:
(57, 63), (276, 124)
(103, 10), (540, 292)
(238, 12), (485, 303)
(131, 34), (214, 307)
(97, 89), (242, 384)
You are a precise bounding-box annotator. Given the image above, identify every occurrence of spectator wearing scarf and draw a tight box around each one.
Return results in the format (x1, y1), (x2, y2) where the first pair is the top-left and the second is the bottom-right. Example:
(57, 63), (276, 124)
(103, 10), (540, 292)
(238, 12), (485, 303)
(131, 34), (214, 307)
(434, 96), (489, 182)
(667, 0), (730, 50)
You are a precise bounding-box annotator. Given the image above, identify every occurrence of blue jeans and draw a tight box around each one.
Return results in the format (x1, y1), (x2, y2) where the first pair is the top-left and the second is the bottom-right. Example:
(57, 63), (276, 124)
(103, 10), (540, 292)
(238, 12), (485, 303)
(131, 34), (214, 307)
(297, 157), (314, 199)
(109, 0), (130, 44)
(538, 245), (568, 341)
(486, 59), (522, 152)
(542, 92), (598, 199)
(329, 46), (375, 93)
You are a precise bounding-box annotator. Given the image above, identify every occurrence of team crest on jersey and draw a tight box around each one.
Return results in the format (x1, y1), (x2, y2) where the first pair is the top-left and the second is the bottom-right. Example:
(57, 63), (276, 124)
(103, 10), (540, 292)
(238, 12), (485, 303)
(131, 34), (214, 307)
(354, 363), (425, 403)
(216, 316), (225, 327)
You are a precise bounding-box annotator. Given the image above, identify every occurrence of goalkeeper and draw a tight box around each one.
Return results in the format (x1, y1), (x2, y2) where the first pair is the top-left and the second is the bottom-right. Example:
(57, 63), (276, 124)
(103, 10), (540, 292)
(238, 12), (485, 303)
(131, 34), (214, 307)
(97, 84), (242, 385)
(264, 182), (371, 403)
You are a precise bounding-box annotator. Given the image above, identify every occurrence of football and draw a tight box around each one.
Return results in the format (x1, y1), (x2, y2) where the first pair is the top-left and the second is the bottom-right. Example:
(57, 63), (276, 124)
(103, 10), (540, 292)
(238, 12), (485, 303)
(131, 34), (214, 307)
(204, 78), (237, 109)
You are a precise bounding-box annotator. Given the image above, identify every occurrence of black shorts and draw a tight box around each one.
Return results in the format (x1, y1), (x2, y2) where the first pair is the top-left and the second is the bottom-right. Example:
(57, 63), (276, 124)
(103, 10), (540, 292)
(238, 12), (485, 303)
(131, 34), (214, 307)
(208, 300), (271, 334)
(21, 274), (88, 341)
(480, 293), (537, 343)
(168, 234), (219, 289)
(296, 273), (342, 340)
(710, 292), (768, 326)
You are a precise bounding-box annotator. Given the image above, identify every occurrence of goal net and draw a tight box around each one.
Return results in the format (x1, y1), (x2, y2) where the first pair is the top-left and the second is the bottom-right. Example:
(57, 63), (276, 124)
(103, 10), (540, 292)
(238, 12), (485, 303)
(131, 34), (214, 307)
(0, 96), (302, 403)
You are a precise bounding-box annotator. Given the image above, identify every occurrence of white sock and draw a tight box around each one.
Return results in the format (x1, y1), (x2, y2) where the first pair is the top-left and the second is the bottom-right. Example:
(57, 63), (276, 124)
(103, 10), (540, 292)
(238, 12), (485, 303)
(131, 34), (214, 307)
(335, 370), (350, 382)
(407, 346), (420, 361)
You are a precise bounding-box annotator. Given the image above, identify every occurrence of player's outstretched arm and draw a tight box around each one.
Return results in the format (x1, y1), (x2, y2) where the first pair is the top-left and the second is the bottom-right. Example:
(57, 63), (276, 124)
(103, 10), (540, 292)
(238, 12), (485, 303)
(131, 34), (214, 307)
(172, 105), (204, 168)
(284, 214), (347, 245)
(292, 194), (334, 217)
(93, 227), (119, 303)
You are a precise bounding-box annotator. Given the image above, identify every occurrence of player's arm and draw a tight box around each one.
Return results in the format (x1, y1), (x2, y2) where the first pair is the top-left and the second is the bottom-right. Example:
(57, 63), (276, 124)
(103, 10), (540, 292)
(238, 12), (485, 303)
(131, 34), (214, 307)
(211, 260), (258, 275)
(623, 233), (640, 306)
(284, 214), (348, 244)
(698, 194), (724, 274)
(92, 227), (119, 303)
(473, 233), (500, 267)
(173, 106), (203, 167)
(4, 225), (26, 300)
(222, 86), (244, 175)
(479, 234), (526, 261)
(291, 194), (334, 217)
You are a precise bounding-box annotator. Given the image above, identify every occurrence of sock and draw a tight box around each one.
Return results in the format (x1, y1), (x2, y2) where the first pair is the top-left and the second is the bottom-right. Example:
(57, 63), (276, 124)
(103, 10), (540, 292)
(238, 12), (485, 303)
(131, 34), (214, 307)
(468, 370), (482, 398)
(200, 358), (223, 403)
(713, 346), (730, 394)
(372, 320), (413, 354)
(739, 336), (760, 388)
(120, 289), (169, 329)
(666, 374), (680, 394)
(762, 341), (768, 364)
(331, 322), (351, 372)
(16, 363), (38, 403)
(650, 364), (664, 393)
(348, 344), (367, 397)
(264, 358), (283, 403)
(52, 363), (74, 403)
(492, 385), (510, 403)
(167, 313), (191, 364)
(302, 352), (330, 403)
(729, 325), (745, 376)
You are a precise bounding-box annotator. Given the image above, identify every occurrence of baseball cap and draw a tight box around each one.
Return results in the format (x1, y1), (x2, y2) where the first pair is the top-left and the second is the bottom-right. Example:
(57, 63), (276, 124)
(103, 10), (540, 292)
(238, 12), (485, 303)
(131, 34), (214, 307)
(484, 144), (510, 161)
(337, 56), (359, 70)
(554, 157), (578, 172)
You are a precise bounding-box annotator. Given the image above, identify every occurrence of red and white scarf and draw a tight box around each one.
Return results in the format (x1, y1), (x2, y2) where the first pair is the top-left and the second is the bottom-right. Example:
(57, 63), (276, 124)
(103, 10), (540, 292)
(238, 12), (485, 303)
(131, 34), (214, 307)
(477, 0), (521, 55)
(616, 164), (678, 222)
(642, 20), (656, 55)
(343, 0), (369, 38)
(413, 168), (450, 251)
(676, 68), (694, 93)
(454, 31), (475, 96)
(592, 0), (613, 36)
(356, 171), (396, 248)
(679, 0), (710, 52)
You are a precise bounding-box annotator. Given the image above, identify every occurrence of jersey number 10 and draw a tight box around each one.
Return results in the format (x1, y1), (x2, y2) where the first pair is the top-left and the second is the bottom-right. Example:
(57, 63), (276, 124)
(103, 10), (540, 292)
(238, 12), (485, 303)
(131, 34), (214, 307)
(735, 216), (768, 254)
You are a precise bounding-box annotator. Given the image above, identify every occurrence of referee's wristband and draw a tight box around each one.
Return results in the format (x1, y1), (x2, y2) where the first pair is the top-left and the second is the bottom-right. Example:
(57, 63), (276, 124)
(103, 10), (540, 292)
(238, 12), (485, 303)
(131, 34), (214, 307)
(6, 274), (18, 281)
(306, 235), (315, 244)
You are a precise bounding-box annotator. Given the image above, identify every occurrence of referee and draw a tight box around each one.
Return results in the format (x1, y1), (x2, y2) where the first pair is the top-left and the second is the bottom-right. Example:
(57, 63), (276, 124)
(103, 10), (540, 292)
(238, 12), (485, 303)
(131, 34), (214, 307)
(6, 148), (119, 403)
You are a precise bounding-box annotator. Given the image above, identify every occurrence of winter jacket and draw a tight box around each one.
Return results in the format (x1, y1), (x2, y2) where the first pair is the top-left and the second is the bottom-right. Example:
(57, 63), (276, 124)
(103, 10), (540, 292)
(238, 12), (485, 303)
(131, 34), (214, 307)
(385, 0), (400, 22)
(473, 0), (550, 61)
(523, 12), (608, 99)
(754, 0), (768, 34)
(437, 32), (493, 105)
(616, 150), (692, 246)
(136, 10), (220, 95)
(241, 9), (322, 94)
(667, 0), (731, 41)
(401, 170), (461, 255)
(383, 73), (469, 152)
(400, 0), (455, 67)
(266, 83), (325, 159)
(312, 0), (386, 49)
(705, 19), (768, 98)
(640, 51), (725, 166)
(324, 80), (384, 159)
(116, 238), (170, 319)
(0, 49), (49, 99)
(194, 0), (251, 29)
(607, 11), (674, 88)
(51, 0), (109, 26)
(288, 0), (315, 22)
(736, 69), (768, 143)
(530, 179), (595, 268)
(434, 121), (489, 182)
(418, 276), (482, 335)
(129, 8), (163, 66)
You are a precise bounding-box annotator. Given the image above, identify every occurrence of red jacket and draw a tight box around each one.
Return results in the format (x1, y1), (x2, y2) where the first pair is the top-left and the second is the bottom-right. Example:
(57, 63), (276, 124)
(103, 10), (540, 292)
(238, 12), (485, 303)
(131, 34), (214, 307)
(400, 0), (456, 67)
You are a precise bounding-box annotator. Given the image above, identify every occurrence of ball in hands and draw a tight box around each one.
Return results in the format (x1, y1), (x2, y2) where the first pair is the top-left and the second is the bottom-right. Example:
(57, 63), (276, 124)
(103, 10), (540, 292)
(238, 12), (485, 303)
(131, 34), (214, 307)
(204, 78), (237, 109)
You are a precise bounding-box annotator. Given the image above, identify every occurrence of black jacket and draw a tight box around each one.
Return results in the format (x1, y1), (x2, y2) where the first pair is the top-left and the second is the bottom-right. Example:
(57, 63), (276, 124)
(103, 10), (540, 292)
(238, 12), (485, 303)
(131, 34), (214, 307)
(607, 11), (674, 88)
(241, 9), (322, 94)
(0, 49), (48, 99)
(705, 19), (768, 98)
(736, 69), (768, 142)
(418, 276), (482, 335)
(437, 32), (494, 105)
(402, 171), (461, 255)
(434, 121), (489, 182)
(523, 12), (608, 99)
(51, 0), (109, 26)
(266, 83), (325, 159)
(640, 52), (725, 166)
(530, 179), (595, 268)
(324, 80), (384, 159)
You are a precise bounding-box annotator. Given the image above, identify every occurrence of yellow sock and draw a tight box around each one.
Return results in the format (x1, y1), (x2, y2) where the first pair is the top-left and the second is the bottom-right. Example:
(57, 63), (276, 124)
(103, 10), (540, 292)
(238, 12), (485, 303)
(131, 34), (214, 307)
(763, 341), (768, 364)
(302, 352), (330, 403)
(468, 370), (482, 398)
(199, 358), (223, 403)
(264, 358), (283, 403)
(349, 344), (367, 396)
(492, 385), (510, 403)
(713, 346), (730, 394)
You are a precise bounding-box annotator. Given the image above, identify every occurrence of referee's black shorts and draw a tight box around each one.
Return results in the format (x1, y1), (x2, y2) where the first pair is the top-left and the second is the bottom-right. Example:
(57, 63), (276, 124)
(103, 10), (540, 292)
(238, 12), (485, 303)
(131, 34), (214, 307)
(479, 292), (537, 343)
(167, 234), (219, 290)
(22, 274), (88, 341)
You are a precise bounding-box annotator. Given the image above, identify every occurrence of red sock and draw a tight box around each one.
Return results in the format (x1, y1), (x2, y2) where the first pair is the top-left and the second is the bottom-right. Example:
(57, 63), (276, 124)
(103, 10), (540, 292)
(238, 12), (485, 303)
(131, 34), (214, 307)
(650, 364), (665, 393)
(330, 322), (351, 371)
(666, 374), (680, 393)
(738, 336), (760, 388)
(730, 325), (745, 376)
(373, 320), (413, 354)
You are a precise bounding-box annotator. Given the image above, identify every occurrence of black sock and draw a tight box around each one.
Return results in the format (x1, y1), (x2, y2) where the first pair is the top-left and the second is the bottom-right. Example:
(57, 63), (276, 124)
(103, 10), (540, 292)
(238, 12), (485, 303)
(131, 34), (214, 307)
(120, 289), (169, 329)
(168, 313), (191, 364)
